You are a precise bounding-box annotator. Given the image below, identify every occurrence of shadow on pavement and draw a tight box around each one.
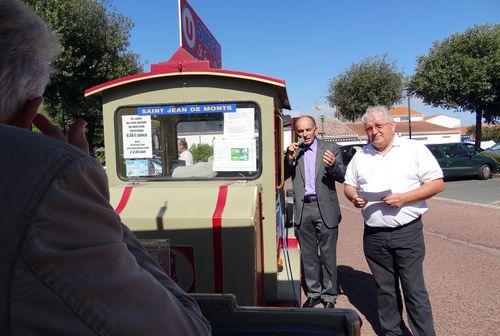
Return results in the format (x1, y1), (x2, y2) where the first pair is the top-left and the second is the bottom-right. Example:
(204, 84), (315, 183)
(338, 265), (414, 336)
(338, 265), (382, 335)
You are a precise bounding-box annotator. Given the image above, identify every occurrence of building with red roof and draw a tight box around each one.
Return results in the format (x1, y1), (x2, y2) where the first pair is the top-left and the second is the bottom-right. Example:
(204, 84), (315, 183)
(286, 106), (461, 146)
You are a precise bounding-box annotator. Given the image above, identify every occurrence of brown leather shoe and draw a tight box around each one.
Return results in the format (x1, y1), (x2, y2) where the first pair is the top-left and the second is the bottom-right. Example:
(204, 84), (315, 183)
(302, 297), (321, 308)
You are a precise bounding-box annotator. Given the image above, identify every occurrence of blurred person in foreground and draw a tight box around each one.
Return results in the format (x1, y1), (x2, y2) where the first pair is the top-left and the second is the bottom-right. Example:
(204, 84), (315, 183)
(284, 115), (344, 309)
(344, 105), (444, 336)
(0, 1), (210, 335)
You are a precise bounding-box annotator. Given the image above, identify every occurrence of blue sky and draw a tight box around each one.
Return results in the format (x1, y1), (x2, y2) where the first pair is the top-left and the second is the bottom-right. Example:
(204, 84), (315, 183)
(113, 0), (499, 126)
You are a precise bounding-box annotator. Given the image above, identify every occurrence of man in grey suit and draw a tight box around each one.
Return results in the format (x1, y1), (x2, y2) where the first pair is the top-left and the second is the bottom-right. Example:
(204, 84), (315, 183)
(284, 115), (345, 308)
(0, 1), (210, 334)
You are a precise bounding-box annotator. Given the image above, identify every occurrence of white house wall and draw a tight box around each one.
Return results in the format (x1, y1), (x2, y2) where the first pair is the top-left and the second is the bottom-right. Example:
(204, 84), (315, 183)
(393, 116), (424, 122)
(179, 129), (461, 150)
(399, 133), (461, 144)
(426, 115), (460, 128)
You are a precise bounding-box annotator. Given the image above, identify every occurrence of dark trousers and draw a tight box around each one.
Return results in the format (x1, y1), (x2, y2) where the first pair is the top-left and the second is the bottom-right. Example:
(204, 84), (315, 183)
(363, 218), (435, 336)
(299, 201), (338, 303)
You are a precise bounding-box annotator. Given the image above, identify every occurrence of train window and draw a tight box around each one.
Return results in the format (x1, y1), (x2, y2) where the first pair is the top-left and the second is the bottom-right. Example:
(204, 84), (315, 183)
(115, 102), (261, 180)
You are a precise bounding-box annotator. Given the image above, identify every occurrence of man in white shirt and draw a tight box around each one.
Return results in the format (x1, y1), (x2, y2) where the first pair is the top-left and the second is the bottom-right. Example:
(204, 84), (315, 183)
(178, 138), (194, 166)
(344, 105), (444, 336)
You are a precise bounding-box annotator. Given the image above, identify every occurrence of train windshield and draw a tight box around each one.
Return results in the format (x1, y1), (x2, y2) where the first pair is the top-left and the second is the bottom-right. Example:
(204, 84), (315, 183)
(115, 102), (261, 180)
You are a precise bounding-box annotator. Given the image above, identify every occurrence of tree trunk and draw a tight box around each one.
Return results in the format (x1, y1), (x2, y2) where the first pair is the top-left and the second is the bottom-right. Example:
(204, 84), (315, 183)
(475, 110), (483, 151)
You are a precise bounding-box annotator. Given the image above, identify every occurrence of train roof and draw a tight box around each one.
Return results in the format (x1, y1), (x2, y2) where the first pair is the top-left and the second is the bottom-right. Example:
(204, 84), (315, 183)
(84, 48), (291, 110)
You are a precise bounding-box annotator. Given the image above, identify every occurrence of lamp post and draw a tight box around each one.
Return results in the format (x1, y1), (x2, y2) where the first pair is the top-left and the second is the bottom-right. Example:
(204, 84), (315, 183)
(314, 101), (325, 139)
(320, 114), (325, 139)
(406, 89), (412, 139)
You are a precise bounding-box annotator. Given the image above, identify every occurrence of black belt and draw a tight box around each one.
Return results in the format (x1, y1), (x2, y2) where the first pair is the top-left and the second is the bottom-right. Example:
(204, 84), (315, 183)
(364, 215), (422, 232)
(303, 195), (317, 203)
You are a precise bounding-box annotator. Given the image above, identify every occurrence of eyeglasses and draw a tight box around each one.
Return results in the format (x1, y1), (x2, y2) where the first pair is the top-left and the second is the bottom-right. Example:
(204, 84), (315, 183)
(364, 122), (390, 133)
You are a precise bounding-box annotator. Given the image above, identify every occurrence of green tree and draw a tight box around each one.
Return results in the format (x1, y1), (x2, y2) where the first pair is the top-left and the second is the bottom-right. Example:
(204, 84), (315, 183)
(24, 0), (142, 154)
(190, 143), (213, 162)
(326, 55), (404, 121)
(409, 24), (500, 150)
(466, 125), (500, 142)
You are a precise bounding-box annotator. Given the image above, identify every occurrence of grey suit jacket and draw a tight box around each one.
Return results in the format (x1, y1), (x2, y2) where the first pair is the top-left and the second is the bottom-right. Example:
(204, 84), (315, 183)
(284, 138), (345, 228)
(0, 124), (210, 335)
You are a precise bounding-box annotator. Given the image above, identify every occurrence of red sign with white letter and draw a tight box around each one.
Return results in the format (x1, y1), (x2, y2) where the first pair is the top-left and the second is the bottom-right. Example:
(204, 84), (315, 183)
(178, 0), (222, 68)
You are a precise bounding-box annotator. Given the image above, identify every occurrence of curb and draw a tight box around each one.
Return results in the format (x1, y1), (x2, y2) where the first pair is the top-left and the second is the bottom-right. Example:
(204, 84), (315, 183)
(433, 196), (500, 210)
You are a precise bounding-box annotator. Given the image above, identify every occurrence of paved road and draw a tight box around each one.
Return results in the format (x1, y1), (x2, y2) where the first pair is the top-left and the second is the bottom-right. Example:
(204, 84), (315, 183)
(330, 184), (500, 336)
(436, 176), (500, 207)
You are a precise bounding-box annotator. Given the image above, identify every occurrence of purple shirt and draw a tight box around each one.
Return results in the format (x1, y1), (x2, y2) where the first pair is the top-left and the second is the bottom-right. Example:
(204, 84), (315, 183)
(304, 138), (317, 196)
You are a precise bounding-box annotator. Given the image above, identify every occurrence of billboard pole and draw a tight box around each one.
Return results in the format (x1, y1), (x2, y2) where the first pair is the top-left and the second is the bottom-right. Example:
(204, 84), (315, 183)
(178, 0), (182, 47)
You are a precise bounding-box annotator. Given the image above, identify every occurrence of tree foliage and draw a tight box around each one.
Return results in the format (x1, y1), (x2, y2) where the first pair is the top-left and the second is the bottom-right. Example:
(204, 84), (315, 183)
(24, 0), (142, 154)
(466, 125), (500, 142)
(190, 143), (213, 162)
(326, 55), (404, 121)
(409, 24), (500, 148)
(480, 152), (500, 167)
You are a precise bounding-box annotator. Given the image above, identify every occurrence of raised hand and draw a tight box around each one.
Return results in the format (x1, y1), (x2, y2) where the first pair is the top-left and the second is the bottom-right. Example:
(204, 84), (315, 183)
(33, 114), (89, 155)
(286, 141), (300, 164)
(323, 149), (336, 168)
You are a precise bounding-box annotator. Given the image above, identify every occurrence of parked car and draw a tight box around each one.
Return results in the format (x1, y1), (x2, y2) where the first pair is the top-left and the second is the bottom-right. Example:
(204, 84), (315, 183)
(459, 142), (480, 153)
(484, 142), (500, 155)
(425, 143), (497, 180)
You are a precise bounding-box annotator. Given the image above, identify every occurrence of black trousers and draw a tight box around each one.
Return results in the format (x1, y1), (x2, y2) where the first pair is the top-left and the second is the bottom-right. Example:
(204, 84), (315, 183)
(363, 218), (436, 336)
(299, 201), (338, 303)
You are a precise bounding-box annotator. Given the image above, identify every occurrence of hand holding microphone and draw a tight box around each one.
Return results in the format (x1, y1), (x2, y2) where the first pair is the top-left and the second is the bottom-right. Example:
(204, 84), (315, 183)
(295, 137), (305, 147)
(286, 137), (304, 164)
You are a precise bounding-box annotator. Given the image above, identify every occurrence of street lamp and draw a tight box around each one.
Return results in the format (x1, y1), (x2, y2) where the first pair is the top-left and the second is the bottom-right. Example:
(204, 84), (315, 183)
(320, 114), (325, 139)
(314, 101), (325, 139)
(406, 89), (412, 139)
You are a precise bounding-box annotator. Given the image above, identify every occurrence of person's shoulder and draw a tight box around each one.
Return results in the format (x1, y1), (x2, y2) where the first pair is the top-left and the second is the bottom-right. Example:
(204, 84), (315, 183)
(358, 143), (374, 154)
(0, 124), (92, 170)
(397, 136), (418, 146)
(0, 124), (103, 220)
(347, 144), (370, 163)
(397, 137), (427, 151)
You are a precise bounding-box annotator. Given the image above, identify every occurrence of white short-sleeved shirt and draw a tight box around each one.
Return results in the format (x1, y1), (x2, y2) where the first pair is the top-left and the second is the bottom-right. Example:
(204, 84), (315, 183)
(344, 136), (443, 228)
(179, 150), (193, 166)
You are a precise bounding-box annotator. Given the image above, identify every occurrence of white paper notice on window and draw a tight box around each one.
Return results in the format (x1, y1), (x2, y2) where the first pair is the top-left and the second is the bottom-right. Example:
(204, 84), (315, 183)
(212, 138), (257, 172)
(223, 107), (255, 139)
(122, 115), (153, 159)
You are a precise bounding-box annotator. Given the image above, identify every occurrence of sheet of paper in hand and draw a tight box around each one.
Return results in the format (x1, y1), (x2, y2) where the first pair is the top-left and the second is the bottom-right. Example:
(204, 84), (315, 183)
(357, 189), (392, 202)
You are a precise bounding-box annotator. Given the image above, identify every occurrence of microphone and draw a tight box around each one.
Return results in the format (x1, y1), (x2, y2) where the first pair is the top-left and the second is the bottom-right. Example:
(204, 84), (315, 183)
(296, 137), (305, 147)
